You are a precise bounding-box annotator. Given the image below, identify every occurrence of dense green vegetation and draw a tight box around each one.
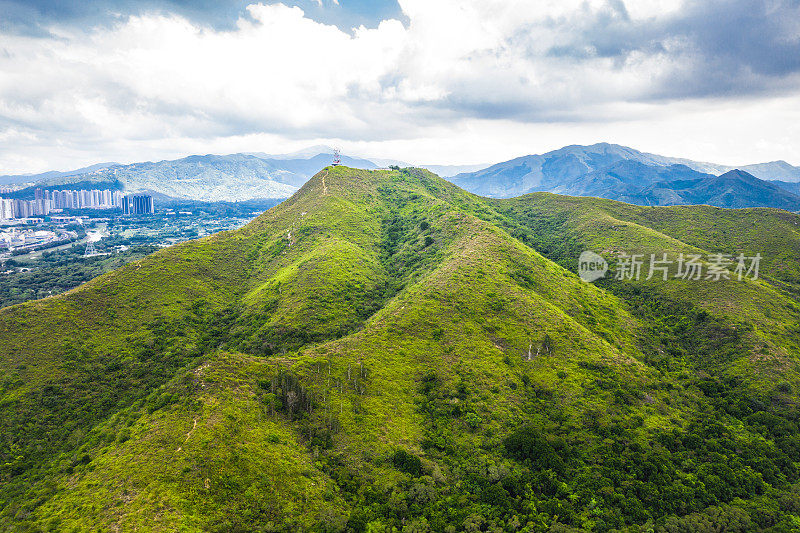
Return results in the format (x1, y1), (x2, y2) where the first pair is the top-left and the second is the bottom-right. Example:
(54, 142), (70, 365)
(0, 167), (798, 532)
(0, 200), (271, 309)
(0, 246), (158, 307)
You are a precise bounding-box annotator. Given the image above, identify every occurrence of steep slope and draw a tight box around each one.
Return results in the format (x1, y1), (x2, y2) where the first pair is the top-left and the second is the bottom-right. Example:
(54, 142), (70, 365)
(30, 352), (351, 531)
(1, 167), (800, 532)
(490, 192), (800, 364)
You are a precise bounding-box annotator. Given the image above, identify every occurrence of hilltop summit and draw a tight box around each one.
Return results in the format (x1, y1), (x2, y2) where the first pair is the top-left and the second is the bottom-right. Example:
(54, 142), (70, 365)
(1, 167), (799, 531)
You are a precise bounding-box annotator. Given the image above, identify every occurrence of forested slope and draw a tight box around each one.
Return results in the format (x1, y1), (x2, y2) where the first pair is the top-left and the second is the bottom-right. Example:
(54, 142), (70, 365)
(1, 167), (799, 532)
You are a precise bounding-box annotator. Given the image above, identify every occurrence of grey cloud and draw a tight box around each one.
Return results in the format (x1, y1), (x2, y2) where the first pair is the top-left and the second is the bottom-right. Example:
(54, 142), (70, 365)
(672, 0), (800, 77)
(1, 0), (797, 169)
(540, 0), (800, 100)
(419, 3), (800, 124)
(431, 0), (800, 123)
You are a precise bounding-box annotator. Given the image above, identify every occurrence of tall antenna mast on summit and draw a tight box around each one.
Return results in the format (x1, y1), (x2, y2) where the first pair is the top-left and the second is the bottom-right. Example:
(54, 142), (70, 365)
(332, 148), (341, 166)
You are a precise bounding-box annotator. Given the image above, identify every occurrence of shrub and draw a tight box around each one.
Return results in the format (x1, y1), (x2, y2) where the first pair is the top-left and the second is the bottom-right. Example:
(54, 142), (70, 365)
(391, 449), (423, 477)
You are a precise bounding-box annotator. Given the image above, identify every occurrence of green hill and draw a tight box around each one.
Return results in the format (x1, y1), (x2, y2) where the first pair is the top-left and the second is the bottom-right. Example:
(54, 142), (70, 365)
(1, 167), (799, 532)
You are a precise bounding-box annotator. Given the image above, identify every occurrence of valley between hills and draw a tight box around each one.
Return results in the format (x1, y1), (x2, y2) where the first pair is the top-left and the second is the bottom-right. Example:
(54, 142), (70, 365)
(1, 167), (799, 532)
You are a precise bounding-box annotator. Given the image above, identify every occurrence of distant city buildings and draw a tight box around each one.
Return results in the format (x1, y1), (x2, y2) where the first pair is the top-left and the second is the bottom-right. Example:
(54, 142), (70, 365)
(49, 215), (85, 224)
(0, 227), (77, 250)
(46, 188), (123, 210)
(0, 188), (153, 220)
(122, 195), (154, 215)
(0, 197), (52, 219)
(0, 199), (14, 220)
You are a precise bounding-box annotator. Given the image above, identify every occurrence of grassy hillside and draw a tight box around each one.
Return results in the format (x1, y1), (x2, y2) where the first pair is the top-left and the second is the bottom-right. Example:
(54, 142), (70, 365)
(1, 167), (799, 532)
(489, 194), (800, 356)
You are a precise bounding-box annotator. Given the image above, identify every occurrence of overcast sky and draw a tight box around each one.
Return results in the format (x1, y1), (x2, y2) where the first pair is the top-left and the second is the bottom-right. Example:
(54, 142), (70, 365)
(1, 0), (799, 173)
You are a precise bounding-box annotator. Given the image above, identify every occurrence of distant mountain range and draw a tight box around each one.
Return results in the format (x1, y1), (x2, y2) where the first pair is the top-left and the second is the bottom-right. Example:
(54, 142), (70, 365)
(641, 169), (800, 210)
(8, 152), (381, 202)
(0, 162), (117, 187)
(0, 148), (483, 201)
(3, 143), (800, 209)
(451, 143), (800, 210)
(773, 181), (800, 196)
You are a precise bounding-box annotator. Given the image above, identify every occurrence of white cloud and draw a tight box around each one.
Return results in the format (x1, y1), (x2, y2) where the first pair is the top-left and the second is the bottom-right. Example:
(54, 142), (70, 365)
(0, 0), (799, 173)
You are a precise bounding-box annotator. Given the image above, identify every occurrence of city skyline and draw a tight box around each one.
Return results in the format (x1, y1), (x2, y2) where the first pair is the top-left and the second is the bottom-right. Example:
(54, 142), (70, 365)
(0, 188), (153, 219)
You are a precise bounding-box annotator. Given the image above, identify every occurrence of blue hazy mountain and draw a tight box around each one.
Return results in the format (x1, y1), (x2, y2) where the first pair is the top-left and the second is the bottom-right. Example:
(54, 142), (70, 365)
(10, 143), (800, 205)
(450, 143), (713, 198)
(737, 160), (800, 182)
(451, 143), (800, 209)
(245, 152), (379, 184)
(544, 160), (713, 203)
(419, 163), (491, 178)
(640, 169), (800, 210)
(771, 180), (800, 196)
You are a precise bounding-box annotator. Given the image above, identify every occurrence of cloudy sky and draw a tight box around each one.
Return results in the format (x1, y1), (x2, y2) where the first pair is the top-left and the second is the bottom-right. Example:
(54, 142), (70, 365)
(1, 0), (799, 173)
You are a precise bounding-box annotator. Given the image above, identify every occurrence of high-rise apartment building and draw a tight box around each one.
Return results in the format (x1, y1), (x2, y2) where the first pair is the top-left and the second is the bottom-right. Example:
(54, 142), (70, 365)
(0, 199), (14, 220)
(0, 188), (127, 220)
(122, 195), (154, 215)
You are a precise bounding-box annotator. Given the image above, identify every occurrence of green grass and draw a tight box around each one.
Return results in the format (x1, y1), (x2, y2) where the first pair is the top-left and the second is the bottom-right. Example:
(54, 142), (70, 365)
(0, 167), (799, 532)
(0, 245), (160, 309)
(34, 352), (347, 532)
(489, 193), (800, 378)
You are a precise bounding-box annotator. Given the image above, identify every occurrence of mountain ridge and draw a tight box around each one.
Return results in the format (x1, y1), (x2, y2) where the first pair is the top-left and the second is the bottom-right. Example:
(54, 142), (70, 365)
(7, 143), (800, 205)
(29, 152), (379, 202)
(0, 162), (118, 186)
(3, 149), (486, 201)
(1, 166), (799, 531)
(641, 169), (800, 210)
(452, 143), (800, 209)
